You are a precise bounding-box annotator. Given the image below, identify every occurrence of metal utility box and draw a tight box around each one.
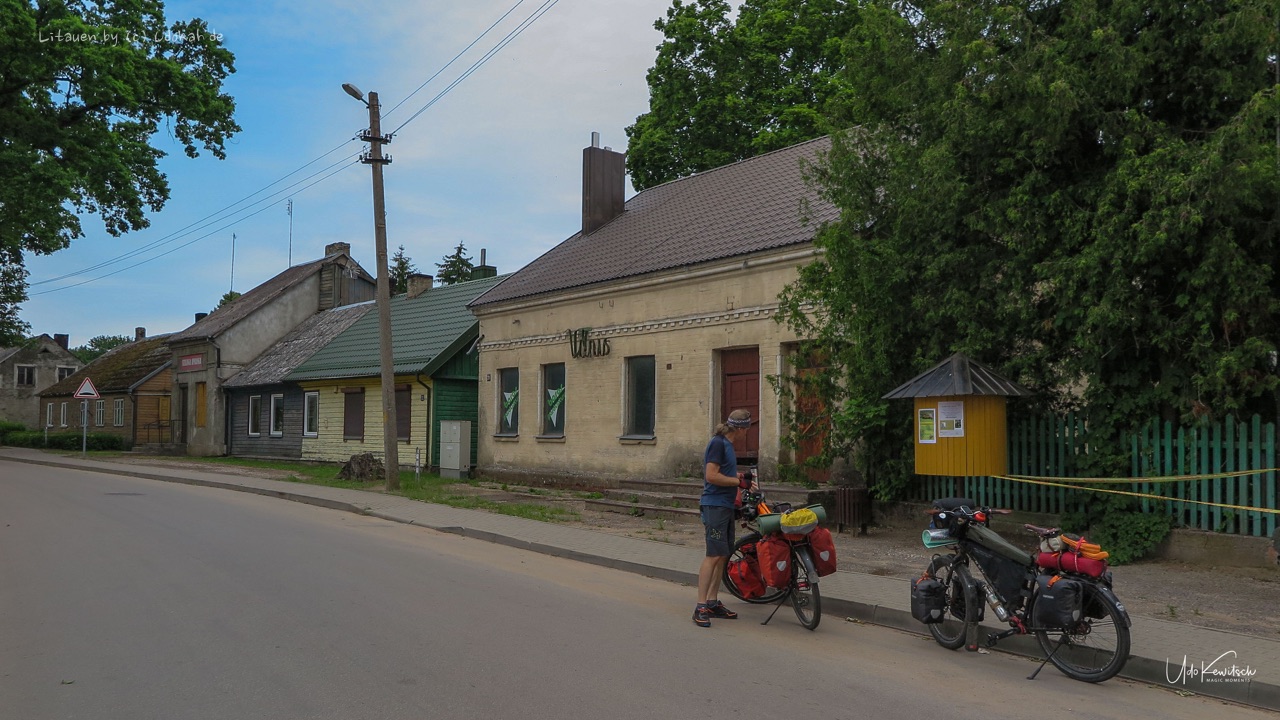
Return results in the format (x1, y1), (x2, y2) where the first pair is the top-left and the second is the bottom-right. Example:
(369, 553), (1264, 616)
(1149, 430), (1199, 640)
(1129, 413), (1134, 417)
(439, 420), (472, 479)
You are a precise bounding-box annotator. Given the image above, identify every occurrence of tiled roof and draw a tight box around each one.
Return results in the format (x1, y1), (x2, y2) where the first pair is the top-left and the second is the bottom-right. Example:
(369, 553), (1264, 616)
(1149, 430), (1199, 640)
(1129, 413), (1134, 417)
(882, 353), (1032, 399)
(40, 334), (174, 397)
(288, 274), (510, 382)
(470, 136), (837, 307)
(223, 303), (374, 388)
(167, 249), (370, 343)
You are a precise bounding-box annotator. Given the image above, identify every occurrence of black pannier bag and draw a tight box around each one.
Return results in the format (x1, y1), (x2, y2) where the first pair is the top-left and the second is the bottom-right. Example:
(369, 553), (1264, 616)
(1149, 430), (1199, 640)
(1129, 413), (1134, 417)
(911, 577), (947, 624)
(967, 543), (1030, 607)
(1032, 574), (1084, 629)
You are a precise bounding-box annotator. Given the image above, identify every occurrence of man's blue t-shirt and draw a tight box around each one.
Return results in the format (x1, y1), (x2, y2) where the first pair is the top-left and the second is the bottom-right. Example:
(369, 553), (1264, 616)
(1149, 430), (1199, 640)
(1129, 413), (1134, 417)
(701, 434), (738, 508)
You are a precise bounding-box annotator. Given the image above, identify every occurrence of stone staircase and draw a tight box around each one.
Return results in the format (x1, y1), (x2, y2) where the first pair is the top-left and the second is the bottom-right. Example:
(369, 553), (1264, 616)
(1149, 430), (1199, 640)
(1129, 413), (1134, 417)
(584, 478), (826, 524)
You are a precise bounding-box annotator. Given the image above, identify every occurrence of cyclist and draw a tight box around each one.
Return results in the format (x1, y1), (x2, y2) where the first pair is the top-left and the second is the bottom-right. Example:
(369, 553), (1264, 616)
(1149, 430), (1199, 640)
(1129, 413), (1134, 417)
(693, 409), (756, 627)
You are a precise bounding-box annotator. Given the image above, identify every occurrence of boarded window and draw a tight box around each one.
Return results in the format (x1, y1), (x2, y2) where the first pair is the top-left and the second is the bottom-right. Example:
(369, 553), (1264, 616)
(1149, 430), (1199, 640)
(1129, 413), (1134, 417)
(541, 363), (565, 436)
(303, 392), (319, 436)
(396, 386), (411, 441)
(343, 388), (365, 440)
(195, 382), (207, 429)
(624, 355), (656, 437)
(248, 396), (261, 436)
(498, 368), (519, 435)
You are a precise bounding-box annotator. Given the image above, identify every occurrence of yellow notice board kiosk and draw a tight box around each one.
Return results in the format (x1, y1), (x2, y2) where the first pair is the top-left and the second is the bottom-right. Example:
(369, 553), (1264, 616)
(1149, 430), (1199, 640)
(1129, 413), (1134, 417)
(882, 353), (1031, 477)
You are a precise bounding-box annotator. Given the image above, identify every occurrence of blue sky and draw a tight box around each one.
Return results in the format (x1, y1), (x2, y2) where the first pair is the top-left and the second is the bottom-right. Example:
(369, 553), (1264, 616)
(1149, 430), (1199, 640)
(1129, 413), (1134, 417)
(22, 0), (708, 346)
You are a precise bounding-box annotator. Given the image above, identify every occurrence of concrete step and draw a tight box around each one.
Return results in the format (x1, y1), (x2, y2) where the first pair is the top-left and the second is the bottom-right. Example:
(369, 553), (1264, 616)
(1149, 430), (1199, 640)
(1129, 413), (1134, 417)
(601, 488), (701, 509)
(617, 477), (820, 507)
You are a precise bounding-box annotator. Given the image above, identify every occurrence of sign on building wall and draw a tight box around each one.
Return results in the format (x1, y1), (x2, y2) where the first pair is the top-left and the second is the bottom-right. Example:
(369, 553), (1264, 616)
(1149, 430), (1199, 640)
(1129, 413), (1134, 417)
(179, 354), (204, 372)
(567, 328), (610, 358)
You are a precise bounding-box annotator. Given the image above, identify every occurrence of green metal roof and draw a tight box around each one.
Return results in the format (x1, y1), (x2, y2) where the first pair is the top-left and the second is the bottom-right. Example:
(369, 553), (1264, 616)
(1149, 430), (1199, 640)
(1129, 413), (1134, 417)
(287, 274), (509, 382)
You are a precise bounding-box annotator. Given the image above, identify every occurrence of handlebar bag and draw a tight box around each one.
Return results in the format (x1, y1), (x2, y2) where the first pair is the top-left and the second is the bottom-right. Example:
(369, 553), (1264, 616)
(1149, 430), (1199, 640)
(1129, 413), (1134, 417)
(728, 545), (766, 599)
(1031, 574), (1084, 629)
(910, 577), (947, 624)
(757, 534), (792, 589)
(809, 526), (837, 576)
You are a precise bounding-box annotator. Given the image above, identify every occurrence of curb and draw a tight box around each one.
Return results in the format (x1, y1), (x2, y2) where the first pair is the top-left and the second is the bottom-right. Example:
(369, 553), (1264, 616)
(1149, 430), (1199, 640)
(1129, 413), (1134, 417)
(4, 451), (1277, 711)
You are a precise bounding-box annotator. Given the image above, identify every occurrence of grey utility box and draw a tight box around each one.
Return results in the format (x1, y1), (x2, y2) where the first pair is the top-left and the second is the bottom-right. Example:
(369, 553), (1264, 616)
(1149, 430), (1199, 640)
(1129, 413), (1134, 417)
(439, 420), (472, 480)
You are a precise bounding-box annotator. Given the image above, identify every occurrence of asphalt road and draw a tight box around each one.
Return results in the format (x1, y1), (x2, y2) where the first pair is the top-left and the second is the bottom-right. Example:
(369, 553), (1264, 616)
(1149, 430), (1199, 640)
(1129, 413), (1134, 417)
(0, 465), (1268, 720)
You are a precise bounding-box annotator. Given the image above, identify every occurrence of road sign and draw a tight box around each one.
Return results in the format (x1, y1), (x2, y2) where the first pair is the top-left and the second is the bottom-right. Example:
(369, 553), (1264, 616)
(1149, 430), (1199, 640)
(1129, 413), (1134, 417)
(74, 377), (100, 400)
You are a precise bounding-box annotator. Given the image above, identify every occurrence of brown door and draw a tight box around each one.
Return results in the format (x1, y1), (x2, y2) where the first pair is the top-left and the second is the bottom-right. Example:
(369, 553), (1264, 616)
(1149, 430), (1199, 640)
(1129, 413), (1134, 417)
(793, 351), (831, 483)
(720, 348), (759, 462)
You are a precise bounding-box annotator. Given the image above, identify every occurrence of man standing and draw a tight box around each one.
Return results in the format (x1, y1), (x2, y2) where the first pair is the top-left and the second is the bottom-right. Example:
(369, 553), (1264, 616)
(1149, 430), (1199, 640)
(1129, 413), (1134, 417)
(694, 409), (756, 627)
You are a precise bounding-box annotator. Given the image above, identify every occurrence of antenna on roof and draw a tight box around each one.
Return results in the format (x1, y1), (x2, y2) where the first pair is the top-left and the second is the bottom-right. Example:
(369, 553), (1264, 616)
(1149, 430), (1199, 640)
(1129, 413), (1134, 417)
(286, 199), (294, 267)
(230, 232), (236, 292)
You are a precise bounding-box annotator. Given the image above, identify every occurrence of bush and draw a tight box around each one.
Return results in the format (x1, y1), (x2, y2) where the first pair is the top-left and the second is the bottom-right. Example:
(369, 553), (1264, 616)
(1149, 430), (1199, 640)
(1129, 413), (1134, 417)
(1062, 496), (1171, 564)
(0, 421), (25, 444)
(3, 430), (132, 451)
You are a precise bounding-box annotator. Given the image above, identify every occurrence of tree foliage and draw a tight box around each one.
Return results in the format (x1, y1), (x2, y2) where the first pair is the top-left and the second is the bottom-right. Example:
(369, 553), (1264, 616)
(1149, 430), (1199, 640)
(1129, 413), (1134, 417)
(0, 0), (240, 341)
(390, 244), (416, 294)
(70, 333), (130, 363)
(626, 0), (857, 190)
(435, 242), (473, 286)
(777, 0), (1280, 503)
(216, 290), (240, 309)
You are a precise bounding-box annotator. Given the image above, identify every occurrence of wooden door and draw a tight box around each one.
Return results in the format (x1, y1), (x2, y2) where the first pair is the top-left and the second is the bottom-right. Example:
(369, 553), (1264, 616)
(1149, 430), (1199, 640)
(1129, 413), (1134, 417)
(720, 348), (759, 462)
(793, 352), (831, 483)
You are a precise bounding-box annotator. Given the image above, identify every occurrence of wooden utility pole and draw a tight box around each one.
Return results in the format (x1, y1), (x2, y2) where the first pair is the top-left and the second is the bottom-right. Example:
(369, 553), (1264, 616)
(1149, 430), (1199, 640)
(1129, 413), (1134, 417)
(348, 84), (400, 489)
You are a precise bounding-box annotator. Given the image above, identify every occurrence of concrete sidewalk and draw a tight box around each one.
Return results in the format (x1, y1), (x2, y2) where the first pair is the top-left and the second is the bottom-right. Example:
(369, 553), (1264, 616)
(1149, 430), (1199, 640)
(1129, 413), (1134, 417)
(3, 447), (1277, 711)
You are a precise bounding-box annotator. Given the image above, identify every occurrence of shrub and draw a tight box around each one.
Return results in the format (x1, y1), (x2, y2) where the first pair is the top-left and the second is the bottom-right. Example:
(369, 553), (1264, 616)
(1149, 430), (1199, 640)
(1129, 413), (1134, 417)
(3, 430), (132, 451)
(0, 421), (25, 444)
(1062, 496), (1171, 564)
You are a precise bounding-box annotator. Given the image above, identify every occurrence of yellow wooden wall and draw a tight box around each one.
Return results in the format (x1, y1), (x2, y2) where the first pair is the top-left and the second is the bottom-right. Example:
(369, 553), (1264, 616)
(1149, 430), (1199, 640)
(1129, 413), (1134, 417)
(299, 376), (434, 465)
(914, 395), (1007, 476)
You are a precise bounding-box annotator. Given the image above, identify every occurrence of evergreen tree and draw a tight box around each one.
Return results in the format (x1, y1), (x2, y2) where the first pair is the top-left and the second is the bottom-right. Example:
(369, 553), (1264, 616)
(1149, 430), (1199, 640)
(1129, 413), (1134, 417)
(390, 245), (417, 294)
(436, 242), (474, 285)
(70, 334), (131, 364)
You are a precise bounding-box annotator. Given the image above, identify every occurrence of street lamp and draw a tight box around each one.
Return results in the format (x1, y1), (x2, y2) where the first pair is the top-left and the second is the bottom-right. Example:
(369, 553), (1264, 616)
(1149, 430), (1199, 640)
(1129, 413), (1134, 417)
(344, 82), (400, 489)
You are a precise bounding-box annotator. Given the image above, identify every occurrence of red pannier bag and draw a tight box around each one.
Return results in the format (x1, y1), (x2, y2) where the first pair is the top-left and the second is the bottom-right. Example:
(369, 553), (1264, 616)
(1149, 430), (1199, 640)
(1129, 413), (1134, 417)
(757, 534), (792, 589)
(1036, 551), (1108, 578)
(809, 526), (838, 576)
(727, 545), (766, 599)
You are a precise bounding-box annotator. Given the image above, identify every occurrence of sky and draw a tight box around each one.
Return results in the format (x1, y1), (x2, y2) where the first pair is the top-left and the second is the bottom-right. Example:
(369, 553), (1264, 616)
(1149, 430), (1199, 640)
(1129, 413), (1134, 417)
(21, 0), (722, 347)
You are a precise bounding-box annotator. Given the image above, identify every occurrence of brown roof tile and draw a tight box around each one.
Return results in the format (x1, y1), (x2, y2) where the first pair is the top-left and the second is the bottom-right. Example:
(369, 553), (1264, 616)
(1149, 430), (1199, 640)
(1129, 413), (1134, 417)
(40, 334), (175, 397)
(471, 136), (837, 307)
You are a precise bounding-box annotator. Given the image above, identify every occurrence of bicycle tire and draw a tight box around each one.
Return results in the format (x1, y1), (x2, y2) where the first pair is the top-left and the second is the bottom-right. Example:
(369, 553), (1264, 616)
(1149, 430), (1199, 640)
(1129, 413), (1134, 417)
(1035, 582), (1131, 683)
(926, 554), (971, 650)
(722, 532), (789, 604)
(790, 546), (821, 630)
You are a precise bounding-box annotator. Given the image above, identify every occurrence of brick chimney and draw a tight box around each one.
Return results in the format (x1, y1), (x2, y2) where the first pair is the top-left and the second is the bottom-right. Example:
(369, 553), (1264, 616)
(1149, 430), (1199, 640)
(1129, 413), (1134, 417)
(135, 327), (146, 340)
(53, 334), (69, 350)
(407, 273), (434, 298)
(195, 312), (209, 322)
(582, 132), (625, 235)
(325, 242), (351, 257)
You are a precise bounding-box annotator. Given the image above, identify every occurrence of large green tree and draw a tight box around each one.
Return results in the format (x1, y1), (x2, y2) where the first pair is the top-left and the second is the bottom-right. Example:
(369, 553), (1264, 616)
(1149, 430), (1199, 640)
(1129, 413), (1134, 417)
(626, 0), (857, 190)
(390, 244), (416, 294)
(435, 242), (473, 286)
(0, 0), (239, 345)
(779, 0), (1280, 503)
(70, 333), (129, 363)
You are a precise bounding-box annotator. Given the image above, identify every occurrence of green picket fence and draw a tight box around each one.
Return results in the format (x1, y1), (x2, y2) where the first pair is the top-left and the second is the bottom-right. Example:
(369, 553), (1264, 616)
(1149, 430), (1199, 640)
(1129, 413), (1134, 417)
(911, 413), (1277, 538)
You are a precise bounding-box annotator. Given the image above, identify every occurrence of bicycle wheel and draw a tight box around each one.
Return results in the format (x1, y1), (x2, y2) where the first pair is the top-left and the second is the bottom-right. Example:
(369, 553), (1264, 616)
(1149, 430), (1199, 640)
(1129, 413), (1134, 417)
(1035, 583), (1131, 683)
(790, 546), (822, 631)
(926, 554), (971, 650)
(722, 532), (788, 604)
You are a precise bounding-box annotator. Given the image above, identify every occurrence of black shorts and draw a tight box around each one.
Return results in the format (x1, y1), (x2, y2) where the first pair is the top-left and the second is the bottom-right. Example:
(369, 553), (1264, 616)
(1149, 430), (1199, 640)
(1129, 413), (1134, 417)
(701, 505), (736, 557)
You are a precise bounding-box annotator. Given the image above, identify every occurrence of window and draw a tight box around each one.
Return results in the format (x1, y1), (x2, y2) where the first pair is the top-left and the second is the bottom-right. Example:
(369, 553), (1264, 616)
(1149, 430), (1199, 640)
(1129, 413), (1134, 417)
(498, 368), (519, 435)
(57, 366), (75, 381)
(46, 403), (53, 428)
(624, 355), (656, 437)
(395, 386), (411, 441)
(16, 365), (35, 386)
(195, 382), (207, 428)
(60, 402), (68, 427)
(541, 363), (566, 437)
(343, 387), (365, 440)
(248, 395), (262, 436)
(94, 400), (104, 427)
(113, 398), (125, 427)
(303, 392), (319, 437)
(269, 394), (285, 437)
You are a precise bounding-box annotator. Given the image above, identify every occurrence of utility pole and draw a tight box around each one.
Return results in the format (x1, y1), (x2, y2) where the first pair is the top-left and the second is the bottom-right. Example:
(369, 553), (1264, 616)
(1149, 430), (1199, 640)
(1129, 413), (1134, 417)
(345, 83), (400, 489)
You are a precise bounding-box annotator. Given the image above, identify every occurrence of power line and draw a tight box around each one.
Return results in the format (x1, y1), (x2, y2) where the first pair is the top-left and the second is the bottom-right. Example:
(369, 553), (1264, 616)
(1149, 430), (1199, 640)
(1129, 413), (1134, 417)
(30, 159), (360, 296)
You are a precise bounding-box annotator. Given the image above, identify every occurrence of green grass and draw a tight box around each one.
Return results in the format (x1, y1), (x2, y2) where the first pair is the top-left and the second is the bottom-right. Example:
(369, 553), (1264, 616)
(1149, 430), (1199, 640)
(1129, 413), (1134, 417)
(83, 452), (577, 523)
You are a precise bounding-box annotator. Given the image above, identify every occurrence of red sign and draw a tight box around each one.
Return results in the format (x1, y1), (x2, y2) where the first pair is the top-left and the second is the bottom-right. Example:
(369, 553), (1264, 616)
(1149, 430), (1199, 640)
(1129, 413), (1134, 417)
(74, 377), (100, 399)
(179, 353), (204, 372)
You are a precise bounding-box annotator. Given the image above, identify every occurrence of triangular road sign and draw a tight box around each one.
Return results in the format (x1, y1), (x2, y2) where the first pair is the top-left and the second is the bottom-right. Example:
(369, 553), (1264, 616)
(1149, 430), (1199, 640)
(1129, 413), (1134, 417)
(74, 377), (100, 399)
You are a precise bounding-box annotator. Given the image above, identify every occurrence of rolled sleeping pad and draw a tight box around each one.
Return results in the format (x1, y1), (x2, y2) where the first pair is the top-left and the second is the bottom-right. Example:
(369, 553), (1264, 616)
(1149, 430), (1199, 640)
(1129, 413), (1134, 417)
(757, 504), (828, 535)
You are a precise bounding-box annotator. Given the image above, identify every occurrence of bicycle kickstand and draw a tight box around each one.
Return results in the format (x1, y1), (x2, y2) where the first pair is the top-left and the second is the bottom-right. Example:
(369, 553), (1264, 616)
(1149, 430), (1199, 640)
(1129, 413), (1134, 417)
(761, 592), (789, 626)
(1027, 634), (1066, 680)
